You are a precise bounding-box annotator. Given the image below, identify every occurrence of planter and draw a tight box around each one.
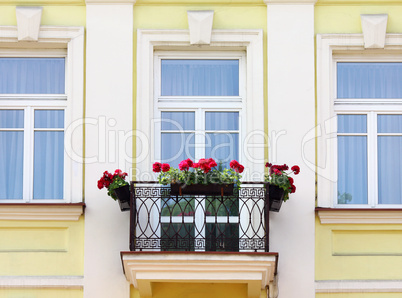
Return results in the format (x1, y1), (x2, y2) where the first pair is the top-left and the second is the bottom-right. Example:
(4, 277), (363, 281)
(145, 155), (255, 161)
(269, 184), (285, 212)
(170, 183), (234, 196)
(114, 184), (131, 212)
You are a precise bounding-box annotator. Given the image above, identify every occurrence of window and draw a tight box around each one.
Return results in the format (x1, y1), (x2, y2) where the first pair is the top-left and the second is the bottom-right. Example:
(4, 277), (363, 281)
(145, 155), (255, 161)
(317, 34), (402, 209)
(336, 62), (402, 206)
(0, 26), (84, 204)
(0, 57), (66, 201)
(155, 53), (244, 251)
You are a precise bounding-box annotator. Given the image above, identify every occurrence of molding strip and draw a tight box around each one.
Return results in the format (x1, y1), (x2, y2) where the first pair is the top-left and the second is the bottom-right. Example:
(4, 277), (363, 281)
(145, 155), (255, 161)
(0, 276), (84, 288)
(317, 208), (402, 224)
(0, 203), (85, 221)
(316, 280), (402, 293)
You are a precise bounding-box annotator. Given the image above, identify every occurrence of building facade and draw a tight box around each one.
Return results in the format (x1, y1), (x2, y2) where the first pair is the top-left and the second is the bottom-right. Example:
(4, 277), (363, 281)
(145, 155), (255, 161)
(0, 0), (400, 298)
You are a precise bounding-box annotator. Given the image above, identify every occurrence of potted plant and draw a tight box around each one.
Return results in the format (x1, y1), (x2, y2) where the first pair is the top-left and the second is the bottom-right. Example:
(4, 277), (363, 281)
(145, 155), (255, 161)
(153, 158), (244, 196)
(97, 169), (130, 211)
(264, 163), (300, 212)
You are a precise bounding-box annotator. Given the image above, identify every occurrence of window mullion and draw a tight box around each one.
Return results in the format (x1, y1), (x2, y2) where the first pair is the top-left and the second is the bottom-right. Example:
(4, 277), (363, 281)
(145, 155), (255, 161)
(194, 109), (205, 160)
(367, 111), (377, 207)
(23, 107), (34, 202)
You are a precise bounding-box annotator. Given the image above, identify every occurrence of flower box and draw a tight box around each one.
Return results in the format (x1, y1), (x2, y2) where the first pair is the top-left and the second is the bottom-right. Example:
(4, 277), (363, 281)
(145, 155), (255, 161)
(170, 183), (234, 196)
(114, 184), (131, 212)
(269, 184), (285, 212)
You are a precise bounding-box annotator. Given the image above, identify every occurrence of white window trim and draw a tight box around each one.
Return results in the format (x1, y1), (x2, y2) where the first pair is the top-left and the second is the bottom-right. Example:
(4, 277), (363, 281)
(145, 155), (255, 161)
(0, 26), (84, 204)
(317, 33), (402, 208)
(136, 29), (264, 180)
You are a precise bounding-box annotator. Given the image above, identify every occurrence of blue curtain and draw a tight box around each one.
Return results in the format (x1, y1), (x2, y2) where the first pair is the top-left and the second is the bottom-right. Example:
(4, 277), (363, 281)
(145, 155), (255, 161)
(161, 60), (239, 96)
(337, 62), (402, 99)
(0, 58), (65, 94)
(0, 110), (24, 199)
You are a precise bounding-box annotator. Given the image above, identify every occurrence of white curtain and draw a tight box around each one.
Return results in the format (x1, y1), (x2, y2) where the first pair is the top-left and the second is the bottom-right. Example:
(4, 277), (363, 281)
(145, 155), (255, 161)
(161, 59), (239, 96)
(0, 58), (65, 94)
(378, 115), (402, 204)
(33, 110), (64, 200)
(337, 62), (402, 98)
(337, 115), (368, 204)
(0, 110), (24, 199)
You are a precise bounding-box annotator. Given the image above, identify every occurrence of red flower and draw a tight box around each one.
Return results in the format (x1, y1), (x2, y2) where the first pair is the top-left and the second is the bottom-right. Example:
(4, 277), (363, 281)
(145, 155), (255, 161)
(290, 185), (296, 193)
(193, 163), (200, 168)
(230, 160), (240, 169)
(288, 177), (294, 185)
(179, 160), (190, 171)
(291, 165), (300, 175)
(265, 162), (272, 168)
(97, 179), (104, 189)
(161, 163), (170, 172)
(202, 165), (211, 173)
(273, 168), (282, 175)
(153, 162), (162, 173)
(209, 160), (217, 168)
(236, 165), (244, 173)
(185, 158), (194, 167)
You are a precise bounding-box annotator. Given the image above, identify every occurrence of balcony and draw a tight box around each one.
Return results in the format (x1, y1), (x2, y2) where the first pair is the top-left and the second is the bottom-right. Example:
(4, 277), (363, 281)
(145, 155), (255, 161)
(121, 181), (278, 298)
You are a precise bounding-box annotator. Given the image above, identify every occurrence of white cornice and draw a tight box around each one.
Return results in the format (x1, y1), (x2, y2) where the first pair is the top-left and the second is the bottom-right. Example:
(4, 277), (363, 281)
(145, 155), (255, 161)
(85, 0), (136, 4)
(121, 252), (278, 298)
(317, 209), (402, 224)
(0, 204), (85, 221)
(264, 0), (317, 4)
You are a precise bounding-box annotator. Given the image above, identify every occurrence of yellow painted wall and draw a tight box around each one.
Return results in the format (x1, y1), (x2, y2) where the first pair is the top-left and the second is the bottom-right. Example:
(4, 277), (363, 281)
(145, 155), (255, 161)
(0, 5), (85, 26)
(315, 217), (402, 280)
(0, 288), (83, 298)
(0, 217), (84, 276)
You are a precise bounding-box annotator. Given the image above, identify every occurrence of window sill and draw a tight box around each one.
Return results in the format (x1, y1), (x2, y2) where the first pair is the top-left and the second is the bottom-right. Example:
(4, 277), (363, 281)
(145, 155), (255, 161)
(0, 203), (85, 221)
(316, 207), (402, 224)
(121, 251), (278, 298)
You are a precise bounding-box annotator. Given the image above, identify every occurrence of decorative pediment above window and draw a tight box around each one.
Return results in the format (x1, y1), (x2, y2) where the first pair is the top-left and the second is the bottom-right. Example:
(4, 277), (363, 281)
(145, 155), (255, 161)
(361, 14), (388, 49)
(121, 252), (278, 298)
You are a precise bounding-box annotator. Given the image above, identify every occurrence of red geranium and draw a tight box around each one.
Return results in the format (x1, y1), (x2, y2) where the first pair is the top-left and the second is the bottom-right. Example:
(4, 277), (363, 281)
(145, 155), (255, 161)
(161, 163), (170, 172)
(153, 162), (162, 173)
(291, 165), (300, 175)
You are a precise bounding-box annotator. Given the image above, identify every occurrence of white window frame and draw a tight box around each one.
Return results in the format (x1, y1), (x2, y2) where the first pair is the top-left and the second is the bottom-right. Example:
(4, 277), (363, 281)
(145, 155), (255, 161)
(136, 29), (264, 179)
(0, 26), (84, 203)
(154, 51), (246, 165)
(317, 33), (402, 208)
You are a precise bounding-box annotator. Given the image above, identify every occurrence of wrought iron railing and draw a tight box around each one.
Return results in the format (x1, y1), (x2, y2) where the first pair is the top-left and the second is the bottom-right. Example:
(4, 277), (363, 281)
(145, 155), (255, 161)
(129, 182), (270, 252)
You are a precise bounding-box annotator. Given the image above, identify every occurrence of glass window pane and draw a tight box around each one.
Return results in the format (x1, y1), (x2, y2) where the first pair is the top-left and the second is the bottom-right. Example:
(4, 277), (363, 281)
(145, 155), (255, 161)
(337, 62), (402, 99)
(161, 59), (239, 96)
(205, 133), (239, 169)
(337, 136), (368, 204)
(161, 133), (195, 168)
(206, 223), (239, 252)
(33, 131), (64, 199)
(161, 112), (195, 130)
(0, 131), (23, 199)
(378, 115), (402, 133)
(205, 112), (239, 130)
(378, 136), (402, 204)
(0, 110), (24, 128)
(338, 115), (367, 133)
(35, 110), (64, 128)
(0, 58), (65, 94)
